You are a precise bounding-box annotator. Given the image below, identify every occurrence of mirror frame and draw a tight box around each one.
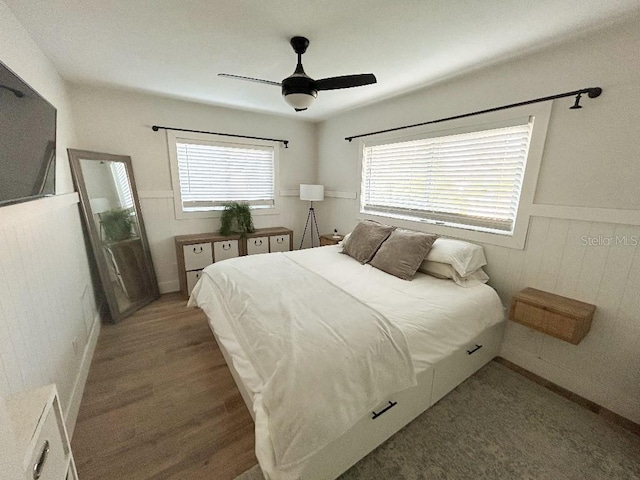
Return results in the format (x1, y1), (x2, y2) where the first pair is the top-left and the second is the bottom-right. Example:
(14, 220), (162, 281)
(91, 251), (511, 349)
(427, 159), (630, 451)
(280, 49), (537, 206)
(68, 149), (160, 323)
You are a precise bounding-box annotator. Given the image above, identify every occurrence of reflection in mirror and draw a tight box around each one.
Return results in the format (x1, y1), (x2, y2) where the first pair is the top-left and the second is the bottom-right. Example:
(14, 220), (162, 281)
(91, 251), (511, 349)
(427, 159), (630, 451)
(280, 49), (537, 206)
(69, 150), (159, 322)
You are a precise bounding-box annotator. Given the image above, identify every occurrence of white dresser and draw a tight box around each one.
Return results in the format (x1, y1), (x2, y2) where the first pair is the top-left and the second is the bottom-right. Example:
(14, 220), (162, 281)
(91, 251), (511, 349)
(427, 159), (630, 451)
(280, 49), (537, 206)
(181, 237), (241, 294)
(4, 385), (78, 480)
(175, 227), (293, 297)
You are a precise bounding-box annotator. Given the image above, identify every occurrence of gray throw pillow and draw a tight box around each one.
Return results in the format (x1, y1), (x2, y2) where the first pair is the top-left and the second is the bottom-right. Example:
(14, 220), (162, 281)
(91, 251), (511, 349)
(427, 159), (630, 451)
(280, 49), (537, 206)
(370, 229), (439, 280)
(341, 220), (395, 264)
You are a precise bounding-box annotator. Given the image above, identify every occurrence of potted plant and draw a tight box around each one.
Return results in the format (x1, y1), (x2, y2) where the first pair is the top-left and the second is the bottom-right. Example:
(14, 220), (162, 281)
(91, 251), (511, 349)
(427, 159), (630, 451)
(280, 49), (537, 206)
(101, 207), (135, 242)
(219, 202), (255, 237)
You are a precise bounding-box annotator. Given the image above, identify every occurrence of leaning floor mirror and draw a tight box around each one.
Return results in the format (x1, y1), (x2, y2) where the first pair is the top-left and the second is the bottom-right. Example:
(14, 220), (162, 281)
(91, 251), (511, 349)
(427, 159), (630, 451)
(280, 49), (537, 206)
(68, 149), (159, 323)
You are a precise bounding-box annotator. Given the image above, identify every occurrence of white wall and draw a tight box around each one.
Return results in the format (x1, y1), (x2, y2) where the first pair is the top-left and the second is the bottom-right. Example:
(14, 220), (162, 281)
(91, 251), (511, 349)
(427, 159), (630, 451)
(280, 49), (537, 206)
(0, 0), (98, 435)
(316, 15), (640, 423)
(69, 86), (318, 293)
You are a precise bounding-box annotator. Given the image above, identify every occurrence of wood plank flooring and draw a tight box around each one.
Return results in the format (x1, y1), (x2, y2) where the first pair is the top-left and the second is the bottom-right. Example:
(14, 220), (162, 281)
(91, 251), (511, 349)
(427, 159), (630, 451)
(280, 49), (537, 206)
(72, 293), (257, 480)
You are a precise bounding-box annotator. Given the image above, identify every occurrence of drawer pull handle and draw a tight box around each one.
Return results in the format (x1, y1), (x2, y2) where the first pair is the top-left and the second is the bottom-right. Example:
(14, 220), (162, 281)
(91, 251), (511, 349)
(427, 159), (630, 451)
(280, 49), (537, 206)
(33, 440), (50, 480)
(276, 237), (284, 244)
(467, 344), (483, 355)
(255, 239), (262, 246)
(222, 243), (231, 250)
(372, 401), (397, 420)
(193, 246), (203, 254)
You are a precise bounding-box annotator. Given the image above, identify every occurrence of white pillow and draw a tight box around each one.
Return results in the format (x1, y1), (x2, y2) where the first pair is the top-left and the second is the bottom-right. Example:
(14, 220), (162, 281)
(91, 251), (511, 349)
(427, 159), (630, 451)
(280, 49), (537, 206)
(420, 260), (489, 287)
(424, 238), (487, 277)
(338, 232), (351, 246)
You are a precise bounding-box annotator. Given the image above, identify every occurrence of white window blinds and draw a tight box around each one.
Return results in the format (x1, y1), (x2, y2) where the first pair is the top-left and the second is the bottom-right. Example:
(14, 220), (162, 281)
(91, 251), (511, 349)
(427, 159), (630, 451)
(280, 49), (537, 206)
(176, 140), (275, 211)
(361, 121), (533, 234)
(110, 162), (134, 209)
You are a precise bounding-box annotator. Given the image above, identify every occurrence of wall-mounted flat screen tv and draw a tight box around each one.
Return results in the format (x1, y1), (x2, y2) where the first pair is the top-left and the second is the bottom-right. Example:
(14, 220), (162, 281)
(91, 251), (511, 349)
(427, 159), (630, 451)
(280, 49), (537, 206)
(0, 60), (56, 207)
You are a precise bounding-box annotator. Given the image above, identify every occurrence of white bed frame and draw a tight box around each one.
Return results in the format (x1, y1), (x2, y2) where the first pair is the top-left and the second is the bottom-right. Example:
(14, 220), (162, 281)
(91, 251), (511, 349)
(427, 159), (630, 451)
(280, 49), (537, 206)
(212, 320), (505, 480)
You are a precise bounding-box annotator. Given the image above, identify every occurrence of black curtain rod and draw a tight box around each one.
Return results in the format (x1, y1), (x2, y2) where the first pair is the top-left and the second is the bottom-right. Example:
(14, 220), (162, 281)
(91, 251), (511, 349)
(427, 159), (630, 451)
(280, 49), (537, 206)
(345, 87), (602, 142)
(152, 125), (289, 148)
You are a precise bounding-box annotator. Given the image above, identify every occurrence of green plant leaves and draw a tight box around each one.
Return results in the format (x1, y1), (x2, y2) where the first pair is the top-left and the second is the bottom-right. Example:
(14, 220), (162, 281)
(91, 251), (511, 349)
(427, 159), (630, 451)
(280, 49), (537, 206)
(219, 202), (255, 237)
(101, 208), (135, 242)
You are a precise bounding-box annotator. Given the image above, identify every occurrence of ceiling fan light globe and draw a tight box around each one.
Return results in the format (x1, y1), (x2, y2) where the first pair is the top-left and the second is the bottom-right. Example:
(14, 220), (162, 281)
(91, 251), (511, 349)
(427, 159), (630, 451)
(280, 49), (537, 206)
(284, 92), (316, 111)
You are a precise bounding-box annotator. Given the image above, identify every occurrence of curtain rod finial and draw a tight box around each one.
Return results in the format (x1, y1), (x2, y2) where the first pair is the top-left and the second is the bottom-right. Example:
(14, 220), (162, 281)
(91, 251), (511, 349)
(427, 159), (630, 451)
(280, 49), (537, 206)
(588, 87), (603, 99)
(152, 125), (159, 131)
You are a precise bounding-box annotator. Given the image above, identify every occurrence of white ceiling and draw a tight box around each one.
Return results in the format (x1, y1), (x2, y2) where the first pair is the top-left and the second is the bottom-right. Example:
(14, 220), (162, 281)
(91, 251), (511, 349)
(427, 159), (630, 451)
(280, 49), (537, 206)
(5, 0), (640, 120)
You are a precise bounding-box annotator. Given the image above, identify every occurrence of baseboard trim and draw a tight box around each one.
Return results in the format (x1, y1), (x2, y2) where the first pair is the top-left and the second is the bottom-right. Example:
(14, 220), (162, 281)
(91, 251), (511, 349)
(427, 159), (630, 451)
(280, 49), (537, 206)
(495, 357), (640, 437)
(158, 279), (180, 294)
(65, 313), (101, 438)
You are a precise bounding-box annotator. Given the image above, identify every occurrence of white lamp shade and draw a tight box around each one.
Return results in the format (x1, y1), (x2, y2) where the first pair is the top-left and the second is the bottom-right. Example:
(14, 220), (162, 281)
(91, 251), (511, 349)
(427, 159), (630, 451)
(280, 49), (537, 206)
(284, 93), (316, 110)
(90, 197), (111, 214)
(300, 184), (324, 201)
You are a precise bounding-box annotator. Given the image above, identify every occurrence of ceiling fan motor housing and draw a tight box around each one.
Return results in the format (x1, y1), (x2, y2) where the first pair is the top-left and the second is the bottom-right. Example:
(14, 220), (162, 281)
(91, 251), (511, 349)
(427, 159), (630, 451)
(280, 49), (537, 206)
(281, 74), (318, 98)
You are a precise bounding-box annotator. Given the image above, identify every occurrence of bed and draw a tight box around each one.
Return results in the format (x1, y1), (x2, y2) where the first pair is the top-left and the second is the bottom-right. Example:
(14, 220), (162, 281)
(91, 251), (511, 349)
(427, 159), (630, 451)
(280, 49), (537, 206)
(189, 243), (505, 480)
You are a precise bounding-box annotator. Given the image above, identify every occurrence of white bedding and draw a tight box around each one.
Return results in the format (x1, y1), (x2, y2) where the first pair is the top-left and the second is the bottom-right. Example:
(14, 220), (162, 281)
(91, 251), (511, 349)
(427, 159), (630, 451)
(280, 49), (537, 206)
(290, 246), (505, 372)
(189, 245), (504, 479)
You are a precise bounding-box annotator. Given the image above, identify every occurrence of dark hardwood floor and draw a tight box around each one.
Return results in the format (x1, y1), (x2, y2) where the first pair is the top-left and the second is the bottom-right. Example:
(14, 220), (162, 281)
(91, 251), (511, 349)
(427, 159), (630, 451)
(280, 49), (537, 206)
(72, 293), (257, 480)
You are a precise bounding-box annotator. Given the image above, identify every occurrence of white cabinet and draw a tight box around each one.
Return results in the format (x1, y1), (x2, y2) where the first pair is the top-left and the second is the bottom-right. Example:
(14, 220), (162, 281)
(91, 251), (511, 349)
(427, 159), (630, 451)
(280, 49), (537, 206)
(5, 385), (78, 480)
(246, 228), (293, 255)
(246, 236), (269, 255)
(176, 233), (243, 297)
(213, 239), (239, 262)
(27, 405), (67, 480)
(183, 242), (213, 271)
(175, 228), (293, 297)
(181, 242), (214, 296)
(186, 270), (204, 294)
(270, 234), (291, 253)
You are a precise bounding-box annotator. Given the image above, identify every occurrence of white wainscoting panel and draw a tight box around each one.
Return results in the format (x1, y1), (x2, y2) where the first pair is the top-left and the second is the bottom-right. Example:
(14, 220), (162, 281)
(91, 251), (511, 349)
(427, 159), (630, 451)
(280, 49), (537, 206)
(0, 195), (97, 431)
(486, 216), (640, 423)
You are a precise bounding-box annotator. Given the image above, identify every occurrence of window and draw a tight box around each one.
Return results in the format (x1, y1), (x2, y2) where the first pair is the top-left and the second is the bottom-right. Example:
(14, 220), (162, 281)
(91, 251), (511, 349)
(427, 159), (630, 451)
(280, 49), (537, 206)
(168, 132), (277, 217)
(110, 162), (134, 209)
(361, 120), (534, 235)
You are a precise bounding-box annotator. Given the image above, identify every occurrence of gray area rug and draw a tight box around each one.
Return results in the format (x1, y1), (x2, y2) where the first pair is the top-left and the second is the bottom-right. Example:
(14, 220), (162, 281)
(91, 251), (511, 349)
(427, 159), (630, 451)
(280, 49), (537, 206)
(235, 361), (640, 480)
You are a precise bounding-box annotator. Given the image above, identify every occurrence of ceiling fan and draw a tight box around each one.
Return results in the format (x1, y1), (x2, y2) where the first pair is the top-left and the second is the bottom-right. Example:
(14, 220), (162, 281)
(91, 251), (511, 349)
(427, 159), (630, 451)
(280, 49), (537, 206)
(219, 36), (377, 112)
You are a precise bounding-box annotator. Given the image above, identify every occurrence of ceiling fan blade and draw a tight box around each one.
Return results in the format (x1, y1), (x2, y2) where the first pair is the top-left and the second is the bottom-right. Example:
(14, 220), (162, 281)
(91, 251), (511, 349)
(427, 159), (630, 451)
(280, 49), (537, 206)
(218, 73), (282, 87)
(314, 73), (377, 91)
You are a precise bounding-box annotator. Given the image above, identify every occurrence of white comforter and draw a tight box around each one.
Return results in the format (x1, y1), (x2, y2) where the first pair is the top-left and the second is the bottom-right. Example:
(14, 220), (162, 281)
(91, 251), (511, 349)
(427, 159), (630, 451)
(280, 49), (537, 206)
(189, 246), (504, 479)
(291, 246), (505, 372)
(189, 252), (416, 479)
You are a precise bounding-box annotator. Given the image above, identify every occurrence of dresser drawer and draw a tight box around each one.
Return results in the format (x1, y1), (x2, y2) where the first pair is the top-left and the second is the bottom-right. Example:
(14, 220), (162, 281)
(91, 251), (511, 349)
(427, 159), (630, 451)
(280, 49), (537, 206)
(27, 404), (68, 480)
(246, 236), (269, 255)
(213, 239), (239, 261)
(186, 270), (204, 295)
(269, 234), (291, 253)
(431, 323), (503, 405)
(183, 243), (213, 271)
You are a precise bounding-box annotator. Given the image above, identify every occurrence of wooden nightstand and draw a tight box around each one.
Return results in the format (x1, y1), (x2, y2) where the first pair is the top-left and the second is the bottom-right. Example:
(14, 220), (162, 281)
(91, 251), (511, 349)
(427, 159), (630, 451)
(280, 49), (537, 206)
(509, 288), (595, 345)
(320, 234), (344, 246)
